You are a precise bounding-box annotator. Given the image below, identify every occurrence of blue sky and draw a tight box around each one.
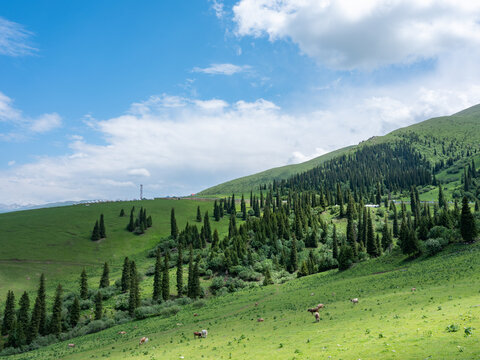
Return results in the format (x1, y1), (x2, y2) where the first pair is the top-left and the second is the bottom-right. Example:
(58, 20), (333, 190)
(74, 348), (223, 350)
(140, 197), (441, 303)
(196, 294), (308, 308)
(1, 0), (480, 205)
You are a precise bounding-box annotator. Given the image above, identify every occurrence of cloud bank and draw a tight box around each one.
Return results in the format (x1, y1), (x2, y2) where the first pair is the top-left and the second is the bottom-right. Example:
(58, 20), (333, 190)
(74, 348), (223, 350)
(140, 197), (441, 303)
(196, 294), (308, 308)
(0, 16), (37, 57)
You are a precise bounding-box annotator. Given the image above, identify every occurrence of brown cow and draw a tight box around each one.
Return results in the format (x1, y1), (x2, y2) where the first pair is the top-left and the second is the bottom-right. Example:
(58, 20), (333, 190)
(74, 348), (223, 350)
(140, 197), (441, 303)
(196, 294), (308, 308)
(257, 318), (264, 322)
(118, 331), (127, 335)
(68, 344), (75, 348)
(194, 331), (202, 339)
(194, 313), (199, 317)
(314, 312), (320, 322)
(351, 298), (359, 304)
(139, 337), (148, 345)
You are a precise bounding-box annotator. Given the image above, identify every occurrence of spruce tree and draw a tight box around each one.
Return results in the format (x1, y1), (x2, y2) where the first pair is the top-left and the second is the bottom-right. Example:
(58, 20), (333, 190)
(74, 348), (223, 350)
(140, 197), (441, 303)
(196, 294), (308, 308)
(171, 208), (178, 239)
(332, 224), (338, 260)
(196, 206), (202, 222)
(381, 214), (392, 251)
(121, 257), (130, 293)
(192, 260), (201, 299)
(212, 229), (219, 251)
(28, 273), (47, 341)
(80, 268), (88, 300)
(70, 296), (80, 328)
(393, 204), (399, 238)
(289, 236), (298, 273)
(366, 210), (377, 257)
(99, 214), (106, 238)
(2, 290), (15, 336)
(128, 261), (139, 316)
(297, 261), (309, 278)
(187, 245), (194, 298)
(99, 262), (110, 288)
(337, 245), (354, 271)
(176, 243), (183, 296)
(127, 209), (135, 232)
(119, 208), (125, 217)
(162, 251), (170, 301)
(94, 291), (103, 320)
(50, 284), (63, 336)
(461, 196), (477, 242)
(17, 291), (30, 345)
(203, 211), (212, 243)
(438, 184), (446, 208)
(263, 267), (274, 285)
(91, 220), (100, 241)
(153, 249), (162, 301)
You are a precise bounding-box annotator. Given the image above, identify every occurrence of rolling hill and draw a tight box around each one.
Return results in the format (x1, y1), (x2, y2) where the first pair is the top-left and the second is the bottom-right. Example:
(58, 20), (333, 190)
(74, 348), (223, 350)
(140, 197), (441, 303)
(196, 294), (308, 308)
(200, 104), (480, 195)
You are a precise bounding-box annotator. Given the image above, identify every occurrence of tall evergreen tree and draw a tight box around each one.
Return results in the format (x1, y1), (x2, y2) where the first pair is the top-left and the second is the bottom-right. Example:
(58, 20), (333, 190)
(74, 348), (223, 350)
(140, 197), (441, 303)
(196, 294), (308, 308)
(50, 284), (63, 336)
(438, 184), (446, 208)
(393, 204), (399, 238)
(2, 290), (15, 336)
(121, 257), (130, 292)
(128, 261), (139, 316)
(70, 296), (80, 328)
(241, 194), (247, 220)
(332, 224), (338, 260)
(171, 208), (178, 239)
(381, 214), (393, 251)
(191, 259), (201, 299)
(94, 291), (103, 320)
(29, 273), (47, 340)
(162, 251), (170, 301)
(17, 291), (30, 345)
(203, 211), (212, 243)
(187, 245), (194, 298)
(176, 243), (183, 296)
(461, 196), (477, 242)
(99, 262), (110, 288)
(152, 249), (162, 301)
(196, 206), (202, 222)
(99, 214), (106, 238)
(80, 268), (88, 300)
(127, 208), (135, 232)
(263, 267), (274, 285)
(366, 210), (377, 257)
(91, 220), (100, 241)
(119, 208), (125, 217)
(289, 236), (298, 273)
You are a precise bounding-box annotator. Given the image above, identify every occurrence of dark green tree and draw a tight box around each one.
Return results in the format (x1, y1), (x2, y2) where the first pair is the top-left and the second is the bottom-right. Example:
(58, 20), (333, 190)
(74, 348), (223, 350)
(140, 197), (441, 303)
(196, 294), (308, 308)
(91, 220), (100, 241)
(119, 208), (125, 217)
(94, 291), (103, 320)
(162, 251), (170, 301)
(50, 284), (63, 336)
(366, 210), (377, 257)
(121, 257), (131, 292)
(196, 206), (202, 222)
(152, 249), (162, 301)
(29, 273), (47, 340)
(128, 261), (139, 316)
(127, 209), (135, 232)
(171, 208), (178, 239)
(263, 267), (274, 285)
(289, 236), (298, 273)
(203, 211), (212, 243)
(176, 243), (183, 296)
(99, 262), (110, 288)
(337, 245), (354, 271)
(381, 214), (392, 251)
(17, 291), (30, 345)
(2, 290), (15, 336)
(191, 260), (201, 299)
(80, 268), (88, 300)
(187, 245), (194, 298)
(393, 204), (399, 238)
(461, 196), (477, 242)
(99, 214), (106, 238)
(70, 296), (80, 328)
(332, 224), (338, 260)
(438, 184), (446, 208)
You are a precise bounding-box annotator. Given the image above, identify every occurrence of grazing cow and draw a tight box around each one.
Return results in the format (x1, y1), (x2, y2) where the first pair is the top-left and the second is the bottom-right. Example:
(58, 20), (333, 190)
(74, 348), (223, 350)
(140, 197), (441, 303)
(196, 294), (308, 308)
(351, 298), (359, 304)
(194, 313), (198, 317)
(118, 331), (127, 335)
(68, 344), (75, 348)
(202, 329), (208, 338)
(411, 287), (416, 292)
(307, 308), (317, 313)
(316, 303), (325, 309)
(311, 293), (314, 296)
(307, 304), (325, 313)
(257, 318), (264, 322)
(194, 331), (202, 339)
(139, 337), (148, 345)
(255, 302), (258, 307)
(314, 312), (320, 322)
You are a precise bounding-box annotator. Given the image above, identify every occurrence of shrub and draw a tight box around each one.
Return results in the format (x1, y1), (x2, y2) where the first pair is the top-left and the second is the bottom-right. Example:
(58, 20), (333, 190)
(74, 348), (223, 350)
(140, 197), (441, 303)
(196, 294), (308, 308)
(425, 239), (443, 256)
(174, 297), (193, 306)
(98, 286), (117, 300)
(145, 265), (155, 276)
(79, 299), (93, 310)
(192, 299), (206, 309)
(446, 324), (460, 332)
(114, 293), (129, 311)
(209, 277), (225, 295)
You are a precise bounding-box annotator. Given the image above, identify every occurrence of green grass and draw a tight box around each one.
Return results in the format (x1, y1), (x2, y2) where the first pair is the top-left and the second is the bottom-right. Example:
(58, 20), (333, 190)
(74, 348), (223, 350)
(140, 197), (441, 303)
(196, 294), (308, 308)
(0, 199), (230, 300)
(8, 242), (480, 359)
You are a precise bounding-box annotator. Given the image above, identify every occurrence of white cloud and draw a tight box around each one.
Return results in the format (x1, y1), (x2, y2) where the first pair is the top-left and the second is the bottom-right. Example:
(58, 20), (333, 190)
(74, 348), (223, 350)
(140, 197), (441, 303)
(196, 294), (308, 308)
(128, 168), (151, 177)
(0, 16), (37, 57)
(233, 0), (480, 69)
(0, 92), (62, 138)
(7, 160), (15, 166)
(29, 113), (62, 133)
(211, 0), (226, 19)
(192, 63), (251, 75)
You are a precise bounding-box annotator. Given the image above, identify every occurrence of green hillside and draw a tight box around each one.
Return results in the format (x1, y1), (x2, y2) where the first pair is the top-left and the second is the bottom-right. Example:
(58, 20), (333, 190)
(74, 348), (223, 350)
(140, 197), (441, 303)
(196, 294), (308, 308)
(7, 242), (480, 360)
(200, 104), (480, 196)
(0, 199), (229, 300)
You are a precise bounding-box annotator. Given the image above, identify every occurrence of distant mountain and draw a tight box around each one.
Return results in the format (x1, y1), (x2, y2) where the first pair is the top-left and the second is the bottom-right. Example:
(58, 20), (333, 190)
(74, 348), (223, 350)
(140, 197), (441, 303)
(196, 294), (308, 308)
(199, 104), (480, 195)
(0, 200), (106, 213)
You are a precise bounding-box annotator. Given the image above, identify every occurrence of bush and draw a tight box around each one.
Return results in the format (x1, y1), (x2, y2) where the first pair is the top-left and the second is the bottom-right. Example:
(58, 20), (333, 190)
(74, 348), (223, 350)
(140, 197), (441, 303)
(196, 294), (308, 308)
(114, 293), (129, 311)
(98, 286), (117, 300)
(425, 238), (443, 256)
(114, 311), (131, 324)
(209, 277), (225, 295)
(174, 297), (193, 306)
(145, 265), (155, 276)
(79, 299), (93, 310)
(428, 226), (458, 243)
(192, 299), (206, 309)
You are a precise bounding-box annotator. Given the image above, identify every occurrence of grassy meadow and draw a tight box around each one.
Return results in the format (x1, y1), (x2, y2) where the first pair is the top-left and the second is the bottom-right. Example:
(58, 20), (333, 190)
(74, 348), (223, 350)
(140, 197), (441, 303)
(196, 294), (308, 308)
(5, 242), (480, 360)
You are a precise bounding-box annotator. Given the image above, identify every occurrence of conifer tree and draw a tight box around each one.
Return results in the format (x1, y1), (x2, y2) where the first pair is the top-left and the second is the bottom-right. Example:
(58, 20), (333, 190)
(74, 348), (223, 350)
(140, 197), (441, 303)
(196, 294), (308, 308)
(203, 211), (212, 243)
(17, 291), (30, 345)
(153, 249), (162, 302)
(127, 209), (135, 232)
(171, 208), (178, 239)
(196, 206), (202, 222)
(213, 200), (220, 221)
(91, 220), (100, 241)
(332, 224), (338, 260)
(29, 273), (47, 340)
(128, 261), (139, 316)
(366, 210), (377, 257)
(381, 214), (392, 251)
(6, 318), (19, 348)
(297, 261), (309, 278)
(338, 245), (354, 270)
(121, 257), (130, 293)
(211, 229), (219, 251)
(70, 296), (80, 328)
(241, 195), (247, 220)
(99, 262), (110, 288)
(50, 284), (63, 336)
(263, 267), (274, 285)
(461, 196), (477, 242)
(80, 268), (88, 300)
(99, 214), (106, 238)
(393, 204), (399, 238)
(2, 290), (15, 336)
(176, 243), (183, 296)
(162, 251), (170, 301)
(94, 291), (103, 320)
(119, 208), (125, 217)
(187, 245), (194, 298)
(191, 260), (201, 299)
(289, 236), (298, 273)
(438, 184), (446, 208)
